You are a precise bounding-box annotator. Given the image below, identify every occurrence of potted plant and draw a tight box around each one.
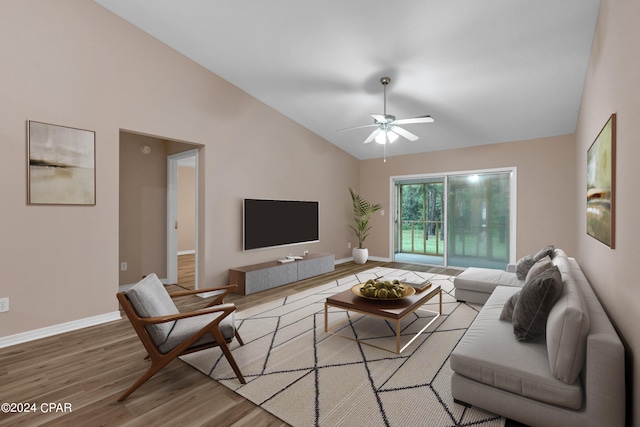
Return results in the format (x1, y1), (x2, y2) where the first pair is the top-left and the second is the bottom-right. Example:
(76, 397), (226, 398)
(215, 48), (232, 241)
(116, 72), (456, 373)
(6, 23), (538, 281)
(349, 187), (382, 264)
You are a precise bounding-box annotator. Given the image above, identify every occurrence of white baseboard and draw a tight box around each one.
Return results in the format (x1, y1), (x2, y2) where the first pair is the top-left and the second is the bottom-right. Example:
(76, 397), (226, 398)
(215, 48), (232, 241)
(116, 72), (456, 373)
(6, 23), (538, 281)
(178, 250), (196, 255)
(0, 311), (122, 349)
(368, 256), (392, 262)
(336, 256), (392, 264)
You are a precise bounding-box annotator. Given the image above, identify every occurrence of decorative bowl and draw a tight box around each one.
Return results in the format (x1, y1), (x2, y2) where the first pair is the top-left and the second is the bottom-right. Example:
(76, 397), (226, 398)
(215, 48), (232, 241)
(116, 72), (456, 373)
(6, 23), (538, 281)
(351, 283), (415, 300)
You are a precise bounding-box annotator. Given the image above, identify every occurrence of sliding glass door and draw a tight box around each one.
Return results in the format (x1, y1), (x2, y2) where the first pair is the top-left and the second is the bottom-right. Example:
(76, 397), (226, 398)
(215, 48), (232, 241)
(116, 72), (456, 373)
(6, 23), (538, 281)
(395, 178), (445, 265)
(447, 172), (511, 268)
(394, 169), (514, 268)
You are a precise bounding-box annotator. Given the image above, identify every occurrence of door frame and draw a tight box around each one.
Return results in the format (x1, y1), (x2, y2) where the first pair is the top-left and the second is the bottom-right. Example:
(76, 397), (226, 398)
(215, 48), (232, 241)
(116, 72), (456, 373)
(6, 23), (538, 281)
(167, 149), (199, 288)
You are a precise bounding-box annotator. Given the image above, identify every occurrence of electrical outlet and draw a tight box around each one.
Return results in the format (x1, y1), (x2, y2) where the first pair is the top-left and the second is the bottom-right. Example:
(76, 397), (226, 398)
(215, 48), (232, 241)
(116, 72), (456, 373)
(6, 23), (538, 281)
(0, 298), (9, 313)
(121, 262), (128, 271)
(348, 242), (351, 249)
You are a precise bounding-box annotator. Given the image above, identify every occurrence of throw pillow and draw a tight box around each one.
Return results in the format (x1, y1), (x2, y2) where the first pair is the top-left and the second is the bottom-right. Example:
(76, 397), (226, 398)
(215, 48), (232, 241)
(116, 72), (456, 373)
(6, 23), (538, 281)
(525, 255), (554, 283)
(533, 245), (555, 261)
(500, 291), (520, 321)
(512, 266), (563, 342)
(516, 255), (536, 280)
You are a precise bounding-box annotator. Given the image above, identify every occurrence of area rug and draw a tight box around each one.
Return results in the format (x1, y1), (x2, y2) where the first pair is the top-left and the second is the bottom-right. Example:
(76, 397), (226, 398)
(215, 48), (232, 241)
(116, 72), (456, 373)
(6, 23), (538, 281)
(180, 267), (504, 427)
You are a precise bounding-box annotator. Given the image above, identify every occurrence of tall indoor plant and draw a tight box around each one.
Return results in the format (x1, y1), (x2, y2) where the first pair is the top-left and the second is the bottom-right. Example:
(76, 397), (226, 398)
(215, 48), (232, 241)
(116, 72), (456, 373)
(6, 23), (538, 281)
(349, 187), (382, 264)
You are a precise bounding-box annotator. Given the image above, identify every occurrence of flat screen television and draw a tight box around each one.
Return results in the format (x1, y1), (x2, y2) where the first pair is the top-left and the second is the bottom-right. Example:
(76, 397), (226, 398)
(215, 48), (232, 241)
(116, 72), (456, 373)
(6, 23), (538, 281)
(243, 199), (319, 251)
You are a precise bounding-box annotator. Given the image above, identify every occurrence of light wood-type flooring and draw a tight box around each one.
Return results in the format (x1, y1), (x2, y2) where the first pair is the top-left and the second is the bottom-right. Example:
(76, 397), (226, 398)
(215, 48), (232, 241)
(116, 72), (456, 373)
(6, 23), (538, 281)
(0, 258), (461, 427)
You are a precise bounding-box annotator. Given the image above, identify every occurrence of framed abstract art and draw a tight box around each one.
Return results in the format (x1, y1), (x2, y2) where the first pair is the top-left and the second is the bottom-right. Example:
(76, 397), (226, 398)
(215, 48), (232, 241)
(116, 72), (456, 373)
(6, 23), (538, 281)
(27, 120), (96, 205)
(586, 113), (616, 248)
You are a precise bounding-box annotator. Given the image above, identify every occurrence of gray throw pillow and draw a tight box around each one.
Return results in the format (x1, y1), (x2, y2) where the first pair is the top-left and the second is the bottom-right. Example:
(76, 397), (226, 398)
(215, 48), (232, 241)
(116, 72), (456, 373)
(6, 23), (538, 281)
(533, 245), (555, 261)
(512, 266), (563, 342)
(516, 255), (536, 280)
(525, 255), (553, 283)
(500, 291), (520, 321)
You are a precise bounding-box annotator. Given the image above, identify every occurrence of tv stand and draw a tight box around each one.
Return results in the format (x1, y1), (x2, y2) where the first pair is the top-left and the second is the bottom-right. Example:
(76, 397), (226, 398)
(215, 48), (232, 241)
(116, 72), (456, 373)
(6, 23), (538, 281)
(229, 253), (335, 295)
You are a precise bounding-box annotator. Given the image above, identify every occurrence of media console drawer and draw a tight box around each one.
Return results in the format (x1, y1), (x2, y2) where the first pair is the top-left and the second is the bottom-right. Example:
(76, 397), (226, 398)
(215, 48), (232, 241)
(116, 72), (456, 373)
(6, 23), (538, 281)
(229, 253), (335, 295)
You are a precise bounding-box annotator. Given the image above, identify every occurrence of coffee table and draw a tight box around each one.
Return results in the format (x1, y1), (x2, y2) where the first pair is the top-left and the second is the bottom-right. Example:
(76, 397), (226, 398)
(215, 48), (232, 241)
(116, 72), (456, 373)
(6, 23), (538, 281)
(324, 283), (442, 354)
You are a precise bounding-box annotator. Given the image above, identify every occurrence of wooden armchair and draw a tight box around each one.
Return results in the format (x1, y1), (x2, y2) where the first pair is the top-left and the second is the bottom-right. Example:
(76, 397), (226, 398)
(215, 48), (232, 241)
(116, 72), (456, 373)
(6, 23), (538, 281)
(116, 273), (245, 401)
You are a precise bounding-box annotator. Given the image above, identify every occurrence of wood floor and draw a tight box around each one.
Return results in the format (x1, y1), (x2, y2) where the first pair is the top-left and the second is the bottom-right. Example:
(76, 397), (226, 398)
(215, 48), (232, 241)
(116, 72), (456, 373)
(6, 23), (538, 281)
(177, 253), (196, 290)
(0, 259), (460, 427)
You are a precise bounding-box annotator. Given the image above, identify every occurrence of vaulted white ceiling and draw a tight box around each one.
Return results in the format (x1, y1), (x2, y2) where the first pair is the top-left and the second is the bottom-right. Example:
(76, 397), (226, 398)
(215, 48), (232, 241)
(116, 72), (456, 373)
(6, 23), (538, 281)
(95, 0), (601, 160)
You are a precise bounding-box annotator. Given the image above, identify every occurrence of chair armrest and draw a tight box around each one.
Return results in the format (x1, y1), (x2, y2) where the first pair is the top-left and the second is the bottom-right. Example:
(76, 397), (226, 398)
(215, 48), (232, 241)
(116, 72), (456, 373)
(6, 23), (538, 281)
(169, 284), (237, 306)
(168, 284), (237, 297)
(137, 303), (236, 325)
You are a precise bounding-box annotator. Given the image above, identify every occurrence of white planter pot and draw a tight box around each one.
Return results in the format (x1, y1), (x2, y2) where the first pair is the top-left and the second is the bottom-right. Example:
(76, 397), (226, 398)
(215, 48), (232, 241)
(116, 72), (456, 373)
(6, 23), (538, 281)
(352, 248), (369, 264)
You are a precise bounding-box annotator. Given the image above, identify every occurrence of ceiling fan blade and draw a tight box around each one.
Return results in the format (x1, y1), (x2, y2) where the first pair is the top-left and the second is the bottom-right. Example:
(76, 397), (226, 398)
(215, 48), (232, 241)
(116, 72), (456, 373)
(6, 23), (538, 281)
(393, 115), (434, 125)
(370, 114), (395, 124)
(337, 123), (378, 132)
(364, 128), (382, 144)
(390, 126), (419, 141)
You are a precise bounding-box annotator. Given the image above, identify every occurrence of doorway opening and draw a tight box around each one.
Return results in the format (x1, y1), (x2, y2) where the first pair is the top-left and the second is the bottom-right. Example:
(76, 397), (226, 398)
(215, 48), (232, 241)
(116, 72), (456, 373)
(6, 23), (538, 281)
(118, 130), (201, 289)
(167, 149), (198, 290)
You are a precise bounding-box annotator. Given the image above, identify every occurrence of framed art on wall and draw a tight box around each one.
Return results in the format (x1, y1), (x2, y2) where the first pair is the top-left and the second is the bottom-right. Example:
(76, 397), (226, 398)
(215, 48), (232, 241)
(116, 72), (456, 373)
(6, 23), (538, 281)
(27, 120), (96, 205)
(586, 113), (616, 248)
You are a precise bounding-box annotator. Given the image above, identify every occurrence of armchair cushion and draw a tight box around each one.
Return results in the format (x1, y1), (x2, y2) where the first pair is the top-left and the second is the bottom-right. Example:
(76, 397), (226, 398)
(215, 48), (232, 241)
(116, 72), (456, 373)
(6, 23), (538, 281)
(125, 273), (179, 346)
(158, 304), (237, 354)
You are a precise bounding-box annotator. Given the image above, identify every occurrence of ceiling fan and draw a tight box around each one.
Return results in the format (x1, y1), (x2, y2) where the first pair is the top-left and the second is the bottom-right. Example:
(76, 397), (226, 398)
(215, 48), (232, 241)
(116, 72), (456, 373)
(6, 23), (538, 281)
(338, 76), (434, 145)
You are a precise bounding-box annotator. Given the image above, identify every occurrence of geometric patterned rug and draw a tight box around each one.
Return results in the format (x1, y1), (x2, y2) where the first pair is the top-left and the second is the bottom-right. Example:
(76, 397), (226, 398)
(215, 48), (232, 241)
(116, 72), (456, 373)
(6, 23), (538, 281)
(180, 267), (504, 427)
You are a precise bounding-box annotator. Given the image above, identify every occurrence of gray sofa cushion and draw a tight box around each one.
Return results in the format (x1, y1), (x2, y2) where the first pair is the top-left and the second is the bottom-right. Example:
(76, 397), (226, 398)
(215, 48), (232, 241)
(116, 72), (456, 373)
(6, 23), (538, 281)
(515, 255), (536, 280)
(546, 269), (591, 384)
(125, 273), (179, 346)
(455, 267), (523, 294)
(512, 266), (563, 342)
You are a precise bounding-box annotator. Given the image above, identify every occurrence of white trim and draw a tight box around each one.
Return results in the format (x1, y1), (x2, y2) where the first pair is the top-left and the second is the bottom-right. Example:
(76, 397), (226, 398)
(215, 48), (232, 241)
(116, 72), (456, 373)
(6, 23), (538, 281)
(0, 311), (121, 349)
(167, 149), (199, 288)
(509, 168), (518, 263)
(178, 249), (196, 256)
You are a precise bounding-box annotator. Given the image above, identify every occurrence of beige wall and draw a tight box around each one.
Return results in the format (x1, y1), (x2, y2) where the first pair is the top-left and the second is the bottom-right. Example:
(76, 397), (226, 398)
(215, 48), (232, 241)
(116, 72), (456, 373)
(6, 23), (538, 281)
(0, 0), (359, 337)
(359, 134), (577, 261)
(575, 0), (640, 422)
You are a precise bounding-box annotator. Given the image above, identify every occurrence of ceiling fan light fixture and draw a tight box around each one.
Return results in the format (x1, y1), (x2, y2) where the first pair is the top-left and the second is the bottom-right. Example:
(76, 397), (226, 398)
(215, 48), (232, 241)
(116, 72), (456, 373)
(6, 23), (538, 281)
(375, 129), (399, 144)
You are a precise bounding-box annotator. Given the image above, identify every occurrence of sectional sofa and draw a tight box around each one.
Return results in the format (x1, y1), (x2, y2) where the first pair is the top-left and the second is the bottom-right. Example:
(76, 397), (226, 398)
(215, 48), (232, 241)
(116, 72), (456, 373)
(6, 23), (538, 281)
(450, 249), (626, 426)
